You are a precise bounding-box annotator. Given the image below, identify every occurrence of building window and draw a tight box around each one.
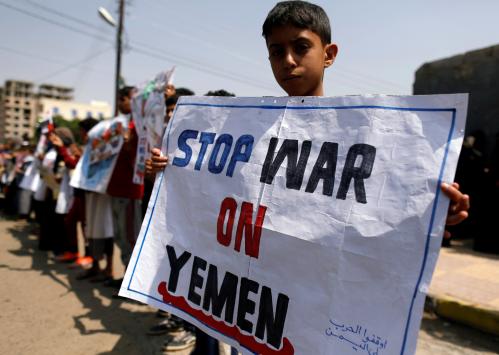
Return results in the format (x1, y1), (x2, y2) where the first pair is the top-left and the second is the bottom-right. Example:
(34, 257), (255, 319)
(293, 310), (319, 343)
(98, 112), (104, 119)
(86, 111), (92, 118)
(52, 107), (59, 115)
(23, 123), (30, 128)
(71, 109), (78, 118)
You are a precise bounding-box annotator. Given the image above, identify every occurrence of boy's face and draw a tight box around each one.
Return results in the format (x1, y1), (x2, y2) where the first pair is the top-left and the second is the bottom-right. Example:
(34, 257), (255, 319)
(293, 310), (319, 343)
(266, 25), (337, 96)
(118, 94), (132, 115)
(165, 103), (176, 124)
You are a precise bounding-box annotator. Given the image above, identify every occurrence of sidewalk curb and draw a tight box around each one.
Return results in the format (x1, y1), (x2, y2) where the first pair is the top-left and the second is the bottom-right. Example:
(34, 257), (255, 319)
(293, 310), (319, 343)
(425, 293), (499, 336)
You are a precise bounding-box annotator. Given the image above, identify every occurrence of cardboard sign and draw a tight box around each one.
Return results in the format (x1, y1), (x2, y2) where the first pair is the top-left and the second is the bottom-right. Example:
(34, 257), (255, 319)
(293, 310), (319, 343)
(120, 95), (468, 355)
(70, 115), (128, 193)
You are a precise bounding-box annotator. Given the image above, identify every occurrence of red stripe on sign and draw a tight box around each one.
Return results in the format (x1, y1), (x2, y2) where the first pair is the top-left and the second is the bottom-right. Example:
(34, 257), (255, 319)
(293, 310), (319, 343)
(158, 281), (294, 354)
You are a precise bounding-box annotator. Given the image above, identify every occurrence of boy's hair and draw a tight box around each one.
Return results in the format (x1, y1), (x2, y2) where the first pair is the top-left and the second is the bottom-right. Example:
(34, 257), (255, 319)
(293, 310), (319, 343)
(175, 87), (195, 96)
(118, 86), (134, 99)
(54, 127), (75, 146)
(78, 117), (99, 132)
(165, 95), (179, 107)
(205, 89), (235, 97)
(262, 1), (331, 45)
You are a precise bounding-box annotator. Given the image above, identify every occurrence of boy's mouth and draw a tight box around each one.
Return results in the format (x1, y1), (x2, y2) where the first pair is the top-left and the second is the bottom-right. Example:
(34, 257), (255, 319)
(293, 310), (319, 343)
(283, 75), (300, 81)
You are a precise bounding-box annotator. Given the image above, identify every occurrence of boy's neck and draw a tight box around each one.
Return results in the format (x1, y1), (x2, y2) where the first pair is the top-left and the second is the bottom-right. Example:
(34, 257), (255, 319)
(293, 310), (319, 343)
(289, 85), (324, 97)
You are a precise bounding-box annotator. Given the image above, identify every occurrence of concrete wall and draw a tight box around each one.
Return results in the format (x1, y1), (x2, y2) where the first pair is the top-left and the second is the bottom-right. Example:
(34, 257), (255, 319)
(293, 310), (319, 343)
(413, 44), (499, 155)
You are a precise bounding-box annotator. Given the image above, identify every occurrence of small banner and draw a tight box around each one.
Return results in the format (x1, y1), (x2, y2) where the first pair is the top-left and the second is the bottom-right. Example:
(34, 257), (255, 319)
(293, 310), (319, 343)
(132, 68), (175, 184)
(70, 115), (128, 193)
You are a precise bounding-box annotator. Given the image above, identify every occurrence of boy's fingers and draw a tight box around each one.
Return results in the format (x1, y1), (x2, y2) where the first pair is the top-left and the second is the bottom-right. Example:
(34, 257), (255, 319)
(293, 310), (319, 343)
(151, 159), (168, 165)
(446, 211), (468, 226)
(441, 183), (465, 203)
(151, 161), (167, 168)
(460, 194), (470, 211)
(151, 148), (162, 156)
(151, 154), (168, 162)
(449, 195), (470, 215)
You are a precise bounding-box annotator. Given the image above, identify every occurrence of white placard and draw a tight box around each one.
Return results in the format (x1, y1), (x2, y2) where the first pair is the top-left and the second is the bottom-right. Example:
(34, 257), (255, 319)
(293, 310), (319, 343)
(70, 116), (128, 193)
(120, 95), (468, 355)
(132, 68), (175, 184)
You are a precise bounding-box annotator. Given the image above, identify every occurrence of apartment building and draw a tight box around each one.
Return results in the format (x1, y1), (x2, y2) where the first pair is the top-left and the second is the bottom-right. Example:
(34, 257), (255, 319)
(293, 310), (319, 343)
(0, 80), (112, 141)
(1, 80), (37, 140)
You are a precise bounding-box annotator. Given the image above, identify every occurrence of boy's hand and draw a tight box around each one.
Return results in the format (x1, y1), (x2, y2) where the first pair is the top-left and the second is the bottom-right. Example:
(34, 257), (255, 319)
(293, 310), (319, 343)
(69, 143), (82, 157)
(48, 132), (64, 148)
(147, 147), (168, 174)
(165, 84), (176, 99)
(442, 182), (470, 239)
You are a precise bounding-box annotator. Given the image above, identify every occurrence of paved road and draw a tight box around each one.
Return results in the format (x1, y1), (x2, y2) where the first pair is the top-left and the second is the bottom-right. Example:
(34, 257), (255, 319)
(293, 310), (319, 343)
(1, 217), (498, 354)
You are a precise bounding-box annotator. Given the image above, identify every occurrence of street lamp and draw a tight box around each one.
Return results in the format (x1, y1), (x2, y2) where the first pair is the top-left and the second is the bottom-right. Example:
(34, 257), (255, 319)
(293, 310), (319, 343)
(98, 7), (117, 27)
(98, 2), (124, 117)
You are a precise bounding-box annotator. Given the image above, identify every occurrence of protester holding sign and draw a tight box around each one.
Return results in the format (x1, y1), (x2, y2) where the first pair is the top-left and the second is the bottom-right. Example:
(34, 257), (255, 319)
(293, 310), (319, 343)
(16, 142), (34, 218)
(61, 118), (98, 267)
(138, 2), (469, 354)
(106, 87), (144, 286)
(70, 116), (129, 280)
(49, 127), (75, 257)
(49, 126), (86, 263)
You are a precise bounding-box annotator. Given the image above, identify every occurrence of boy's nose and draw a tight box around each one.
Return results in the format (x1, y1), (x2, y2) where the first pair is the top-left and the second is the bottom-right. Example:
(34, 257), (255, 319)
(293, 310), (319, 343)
(283, 51), (297, 68)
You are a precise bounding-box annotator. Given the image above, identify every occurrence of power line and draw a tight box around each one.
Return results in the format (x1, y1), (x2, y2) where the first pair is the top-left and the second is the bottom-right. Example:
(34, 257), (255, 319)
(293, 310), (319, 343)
(130, 40), (278, 92)
(22, 0), (99, 30)
(1, 0), (278, 94)
(0, 45), (68, 66)
(131, 45), (279, 94)
(0, 1), (114, 44)
(0, 45), (110, 79)
(36, 47), (113, 82)
(140, 0), (407, 93)
(334, 65), (408, 92)
(2, 0), (406, 95)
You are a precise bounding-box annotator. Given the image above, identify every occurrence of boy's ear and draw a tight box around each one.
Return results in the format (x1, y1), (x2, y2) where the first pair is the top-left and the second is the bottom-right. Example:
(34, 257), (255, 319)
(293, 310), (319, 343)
(324, 43), (338, 68)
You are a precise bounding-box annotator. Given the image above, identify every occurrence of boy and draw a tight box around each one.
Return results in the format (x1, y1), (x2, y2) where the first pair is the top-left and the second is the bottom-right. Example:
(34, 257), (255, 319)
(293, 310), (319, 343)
(106, 86), (144, 284)
(150, 0), (469, 234)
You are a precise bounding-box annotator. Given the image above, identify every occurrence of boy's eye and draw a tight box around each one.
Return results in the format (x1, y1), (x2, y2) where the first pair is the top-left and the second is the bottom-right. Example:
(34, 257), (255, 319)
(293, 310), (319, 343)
(294, 43), (310, 54)
(269, 48), (284, 58)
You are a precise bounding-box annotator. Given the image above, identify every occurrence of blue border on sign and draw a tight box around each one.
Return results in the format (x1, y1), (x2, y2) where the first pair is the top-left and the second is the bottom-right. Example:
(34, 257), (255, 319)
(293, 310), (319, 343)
(126, 103), (457, 355)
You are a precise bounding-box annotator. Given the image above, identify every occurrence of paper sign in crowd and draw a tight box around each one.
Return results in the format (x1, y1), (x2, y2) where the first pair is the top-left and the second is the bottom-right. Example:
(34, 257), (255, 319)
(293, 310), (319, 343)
(132, 68), (175, 184)
(70, 115), (128, 193)
(120, 94), (468, 355)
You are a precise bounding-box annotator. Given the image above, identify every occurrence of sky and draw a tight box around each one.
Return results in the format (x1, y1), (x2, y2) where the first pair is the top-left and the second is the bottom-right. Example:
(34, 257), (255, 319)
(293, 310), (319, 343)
(1, 0), (498, 109)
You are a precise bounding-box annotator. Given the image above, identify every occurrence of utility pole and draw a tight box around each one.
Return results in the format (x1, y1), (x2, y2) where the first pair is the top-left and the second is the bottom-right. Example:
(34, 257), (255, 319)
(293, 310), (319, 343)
(114, 0), (125, 116)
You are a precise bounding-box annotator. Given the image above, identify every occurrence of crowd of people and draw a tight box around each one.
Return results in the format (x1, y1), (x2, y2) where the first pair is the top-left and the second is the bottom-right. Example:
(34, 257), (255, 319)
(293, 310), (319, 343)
(0, 1), (478, 354)
(0, 82), (238, 354)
